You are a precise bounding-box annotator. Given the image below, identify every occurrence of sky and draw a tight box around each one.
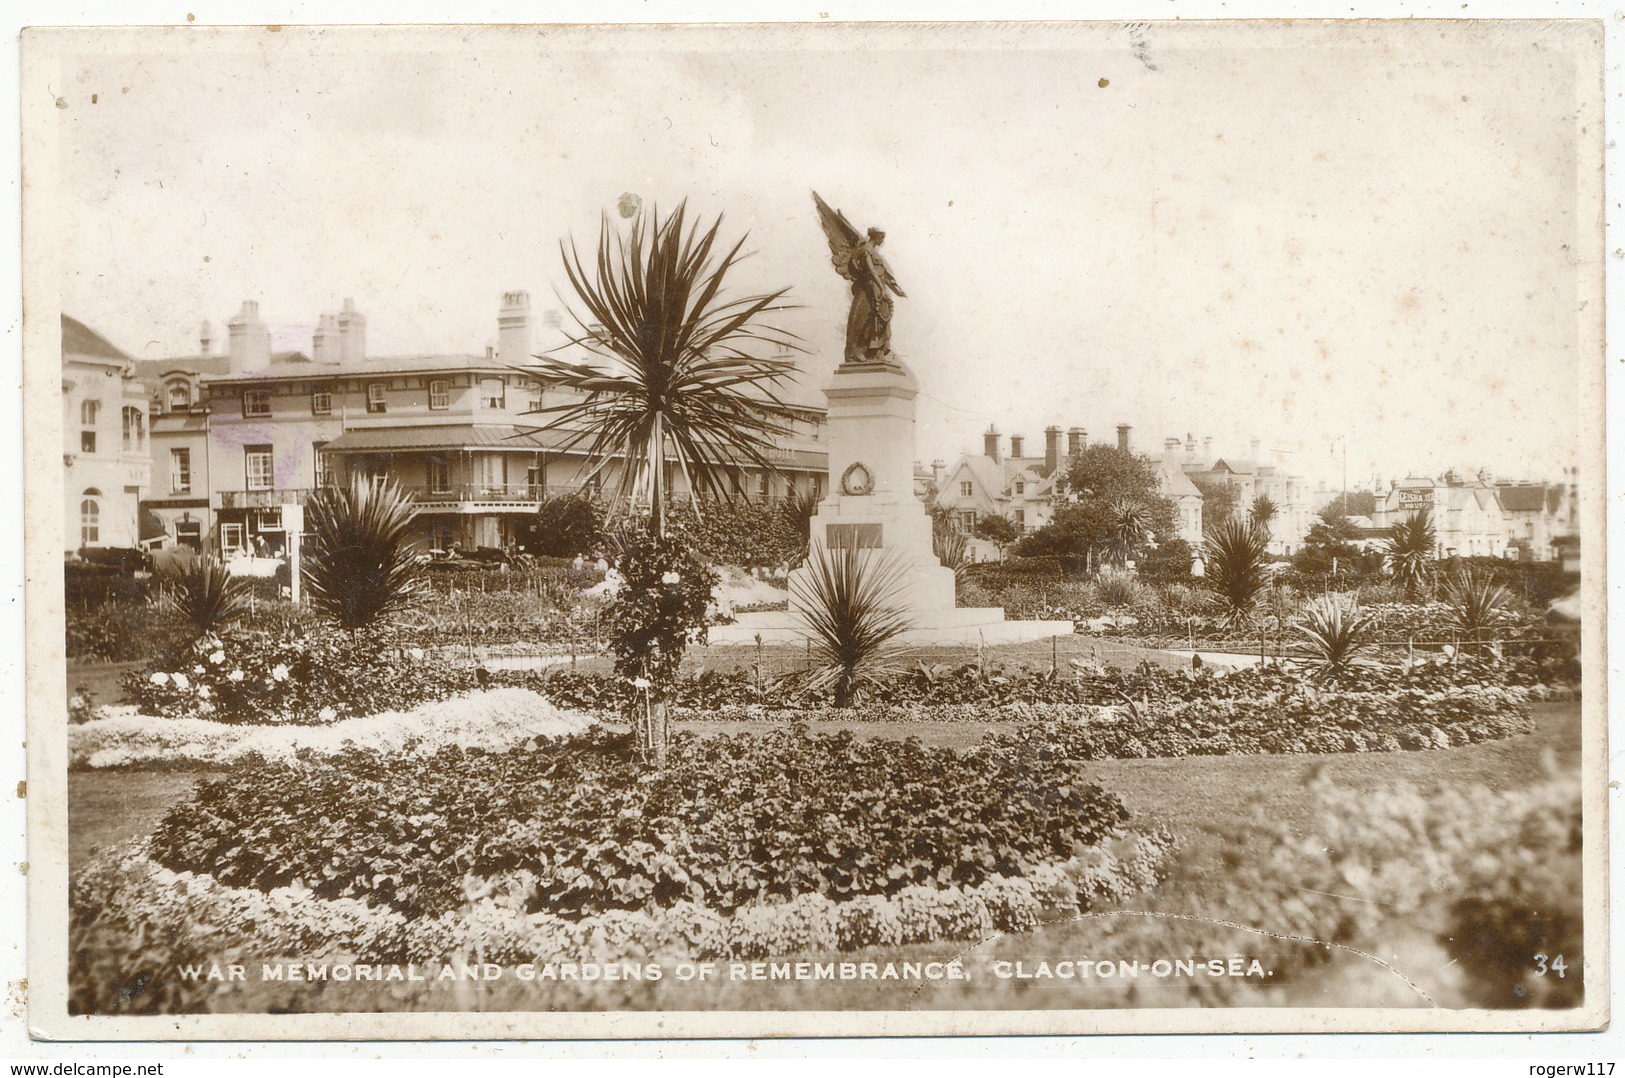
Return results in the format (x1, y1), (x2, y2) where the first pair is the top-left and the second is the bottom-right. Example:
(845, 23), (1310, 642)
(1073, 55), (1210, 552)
(42, 20), (1598, 490)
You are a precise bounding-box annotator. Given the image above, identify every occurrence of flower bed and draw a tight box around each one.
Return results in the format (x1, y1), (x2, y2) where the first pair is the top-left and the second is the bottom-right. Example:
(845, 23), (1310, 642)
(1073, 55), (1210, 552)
(68, 688), (591, 769)
(123, 631), (473, 725)
(146, 727), (1137, 921)
(75, 827), (1172, 972)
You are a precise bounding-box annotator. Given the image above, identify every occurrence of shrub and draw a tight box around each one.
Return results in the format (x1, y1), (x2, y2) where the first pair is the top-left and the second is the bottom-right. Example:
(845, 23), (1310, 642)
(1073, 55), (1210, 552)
(147, 726), (1134, 921)
(1292, 596), (1374, 676)
(1442, 568), (1511, 648)
(521, 493), (606, 558)
(303, 474), (424, 633)
(1092, 567), (1142, 609)
(1202, 518), (1271, 623)
(66, 599), (185, 662)
(791, 537), (914, 707)
(159, 556), (252, 636)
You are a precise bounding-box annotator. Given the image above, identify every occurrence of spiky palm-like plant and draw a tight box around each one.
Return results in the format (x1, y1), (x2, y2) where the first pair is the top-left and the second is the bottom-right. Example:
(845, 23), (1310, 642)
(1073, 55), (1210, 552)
(778, 485), (820, 566)
(162, 555), (250, 636)
(1202, 518), (1272, 625)
(1105, 498), (1151, 567)
(1385, 509), (1437, 600)
(1250, 494), (1279, 531)
(790, 537), (915, 708)
(1293, 596), (1375, 677)
(527, 201), (802, 533)
(303, 474), (424, 634)
(932, 519), (970, 577)
(1442, 568), (1509, 650)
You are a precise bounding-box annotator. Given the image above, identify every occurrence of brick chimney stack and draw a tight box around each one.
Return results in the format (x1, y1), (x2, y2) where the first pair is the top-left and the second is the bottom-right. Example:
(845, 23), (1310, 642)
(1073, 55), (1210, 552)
(337, 298), (366, 363)
(1117, 423), (1132, 453)
(1009, 433), (1025, 459)
(1044, 426), (1062, 476)
(199, 321), (214, 356)
(983, 425), (1001, 464)
(1067, 427), (1086, 456)
(226, 300), (271, 373)
(312, 313), (340, 364)
(499, 291), (533, 364)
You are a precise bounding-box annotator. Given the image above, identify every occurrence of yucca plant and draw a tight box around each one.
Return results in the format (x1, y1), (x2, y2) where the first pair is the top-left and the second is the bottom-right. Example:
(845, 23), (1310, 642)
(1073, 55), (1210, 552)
(526, 201), (803, 532)
(1385, 508), (1437, 600)
(1250, 494), (1279, 531)
(790, 536), (915, 708)
(1202, 518), (1272, 625)
(1442, 568), (1508, 650)
(1093, 566), (1143, 609)
(932, 519), (970, 577)
(1105, 498), (1151, 567)
(302, 474), (424, 634)
(778, 485), (820, 566)
(1293, 596), (1375, 677)
(161, 555), (250, 636)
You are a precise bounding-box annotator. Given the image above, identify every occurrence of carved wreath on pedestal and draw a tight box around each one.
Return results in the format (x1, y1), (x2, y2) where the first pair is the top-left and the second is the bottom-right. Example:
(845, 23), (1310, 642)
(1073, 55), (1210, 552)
(840, 461), (875, 496)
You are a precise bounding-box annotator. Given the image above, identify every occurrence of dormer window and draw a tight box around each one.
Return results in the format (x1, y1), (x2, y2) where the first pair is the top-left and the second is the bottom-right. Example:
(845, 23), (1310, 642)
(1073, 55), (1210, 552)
(367, 383), (387, 414)
(167, 382), (191, 412)
(243, 389), (271, 417)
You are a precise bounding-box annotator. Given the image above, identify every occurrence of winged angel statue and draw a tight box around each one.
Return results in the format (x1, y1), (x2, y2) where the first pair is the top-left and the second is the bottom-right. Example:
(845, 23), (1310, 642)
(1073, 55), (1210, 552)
(813, 192), (907, 365)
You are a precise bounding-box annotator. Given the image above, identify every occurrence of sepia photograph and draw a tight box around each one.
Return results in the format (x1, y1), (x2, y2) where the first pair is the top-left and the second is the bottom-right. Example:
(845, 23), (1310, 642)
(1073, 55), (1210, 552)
(17, 17), (1608, 1040)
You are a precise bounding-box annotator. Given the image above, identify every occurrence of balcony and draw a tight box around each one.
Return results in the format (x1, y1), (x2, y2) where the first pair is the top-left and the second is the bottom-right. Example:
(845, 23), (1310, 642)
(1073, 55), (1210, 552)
(407, 483), (545, 511)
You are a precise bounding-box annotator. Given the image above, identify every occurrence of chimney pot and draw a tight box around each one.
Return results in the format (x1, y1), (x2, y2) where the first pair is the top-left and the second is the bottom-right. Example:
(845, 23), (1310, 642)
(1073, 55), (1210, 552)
(983, 425), (1001, 464)
(499, 291), (533, 364)
(1009, 433), (1025, 459)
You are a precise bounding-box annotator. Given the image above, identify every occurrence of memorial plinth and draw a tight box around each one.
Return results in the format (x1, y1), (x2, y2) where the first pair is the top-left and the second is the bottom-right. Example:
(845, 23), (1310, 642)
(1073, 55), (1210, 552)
(708, 358), (1073, 647)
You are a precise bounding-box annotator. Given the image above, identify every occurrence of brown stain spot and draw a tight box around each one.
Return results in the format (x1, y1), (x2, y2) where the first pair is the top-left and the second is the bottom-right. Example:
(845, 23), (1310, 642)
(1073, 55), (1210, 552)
(1098, 78), (1109, 88)
(13, 781), (21, 799)
(266, 24), (284, 32)
(91, 93), (98, 104)
(5, 979), (25, 1020)
(14, 862), (26, 876)
(1315, 339), (1333, 360)
(186, 11), (195, 21)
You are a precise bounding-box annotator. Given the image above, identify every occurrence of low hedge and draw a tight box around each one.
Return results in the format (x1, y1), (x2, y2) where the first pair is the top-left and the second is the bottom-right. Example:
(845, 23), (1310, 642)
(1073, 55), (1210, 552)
(147, 727), (1134, 921)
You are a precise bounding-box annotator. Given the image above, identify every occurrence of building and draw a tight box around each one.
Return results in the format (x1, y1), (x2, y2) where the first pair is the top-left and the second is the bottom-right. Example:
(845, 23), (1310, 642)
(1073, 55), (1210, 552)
(60, 316), (152, 553)
(133, 293), (828, 557)
(1495, 476), (1576, 562)
(1371, 470), (1510, 559)
(1172, 434), (1311, 555)
(934, 424), (1080, 553)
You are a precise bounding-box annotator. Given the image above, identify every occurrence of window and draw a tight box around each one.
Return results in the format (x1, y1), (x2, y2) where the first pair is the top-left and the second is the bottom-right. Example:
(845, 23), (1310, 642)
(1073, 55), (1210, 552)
(313, 442), (329, 488)
(122, 406), (144, 451)
(477, 454), (507, 494)
(428, 380), (450, 410)
(961, 511), (977, 531)
(79, 490), (100, 546)
(1014, 480), (1025, 495)
(311, 385), (332, 415)
(1014, 508), (1026, 530)
(167, 382), (191, 411)
(757, 471), (770, 498)
(221, 522), (245, 554)
(79, 400), (99, 453)
(959, 481), (973, 498)
(428, 456), (452, 494)
(366, 383), (387, 414)
(170, 449), (192, 494)
(480, 377), (505, 410)
(526, 381), (544, 412)
(245, 445), (274, 491)
(243, 388), (271, 417)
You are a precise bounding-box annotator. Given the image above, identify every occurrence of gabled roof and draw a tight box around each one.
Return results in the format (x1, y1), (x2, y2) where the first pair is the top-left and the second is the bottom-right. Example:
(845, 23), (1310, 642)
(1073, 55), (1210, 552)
(1497, 484), (1562, 513)
(61, 315), (130, 362)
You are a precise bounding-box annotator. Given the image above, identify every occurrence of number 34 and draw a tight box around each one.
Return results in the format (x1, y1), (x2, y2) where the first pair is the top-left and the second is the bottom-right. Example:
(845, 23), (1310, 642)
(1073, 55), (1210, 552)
(1534, 953), (1569, 978)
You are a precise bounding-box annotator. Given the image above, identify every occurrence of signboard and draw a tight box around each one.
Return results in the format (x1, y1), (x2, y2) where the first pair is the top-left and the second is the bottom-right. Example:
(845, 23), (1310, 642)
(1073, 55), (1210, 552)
(1398, 488), (1434, 509)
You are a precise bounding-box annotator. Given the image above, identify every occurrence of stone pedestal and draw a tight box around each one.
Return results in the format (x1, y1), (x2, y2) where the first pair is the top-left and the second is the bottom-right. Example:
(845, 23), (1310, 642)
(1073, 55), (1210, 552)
(785, 361), (958, 616)
(706, 358), (1074, 648)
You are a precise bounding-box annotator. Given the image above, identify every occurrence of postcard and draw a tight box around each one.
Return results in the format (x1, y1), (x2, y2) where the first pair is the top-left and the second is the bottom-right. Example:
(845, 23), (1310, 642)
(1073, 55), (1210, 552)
(20, 18), (1607, 1039)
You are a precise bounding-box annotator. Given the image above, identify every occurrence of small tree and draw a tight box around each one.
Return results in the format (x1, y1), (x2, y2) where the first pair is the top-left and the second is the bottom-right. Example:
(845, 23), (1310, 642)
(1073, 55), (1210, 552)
(1203, 518), (1271, 625)
(972, 514), (1019, 561)
(1385, 509), (1437, 599)
(1293, 507), (1364, 580)
(1022, 444), (1177, 574)
(605, 520), (718, 765)
(1293, 595), (1374, 677)
(1250, 494), (1279, 531)
(302, 474), (424, 634)
(521, 493), (604, 558)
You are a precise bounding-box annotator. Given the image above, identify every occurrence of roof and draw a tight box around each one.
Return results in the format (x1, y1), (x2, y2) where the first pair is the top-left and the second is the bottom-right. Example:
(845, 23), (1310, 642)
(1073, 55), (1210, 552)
(61, 315), (131, 362)
(1497, 484), (1561, 513)
(203, 353), (507, 384)
(131, 355), (234, 381)
(1148, 456), (1204, 498)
